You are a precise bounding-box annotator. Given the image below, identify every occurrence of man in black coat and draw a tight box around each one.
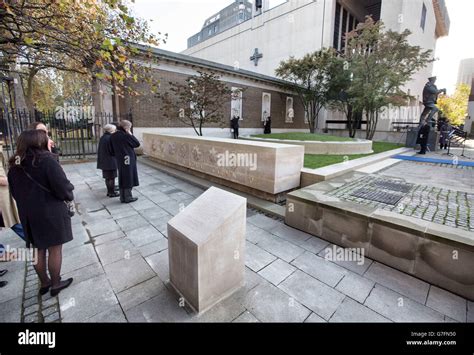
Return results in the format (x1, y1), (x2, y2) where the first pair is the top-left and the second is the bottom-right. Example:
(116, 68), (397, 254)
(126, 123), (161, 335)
(109, 120), (140, 203)
(97, 124), (119, 197)
(231, 116), (240, 139)
(420, 76), (446, 126)
(416, 119), (431, 154)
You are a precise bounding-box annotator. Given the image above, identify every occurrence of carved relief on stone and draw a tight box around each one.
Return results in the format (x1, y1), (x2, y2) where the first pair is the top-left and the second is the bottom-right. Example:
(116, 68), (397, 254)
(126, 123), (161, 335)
(191, 145), (202, 162)
(167, 141), (177, 156)
(207, 147), (218, 165)
(178, 143), (189, 159)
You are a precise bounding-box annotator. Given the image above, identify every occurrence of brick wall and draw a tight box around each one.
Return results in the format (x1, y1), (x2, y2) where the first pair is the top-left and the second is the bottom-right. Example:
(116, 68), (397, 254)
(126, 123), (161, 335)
(120, 67), (308, 131)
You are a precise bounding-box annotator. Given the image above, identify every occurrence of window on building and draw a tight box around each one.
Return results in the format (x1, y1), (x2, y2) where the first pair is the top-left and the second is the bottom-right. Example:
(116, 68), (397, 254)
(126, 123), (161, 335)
(285, 97), (294, 123)
(197, 34), (201, 41)
(214, 25), (218, 33)
(231, 87), (243, 120)
(420, 3), (427, 31)
(262, 93), (271, 121)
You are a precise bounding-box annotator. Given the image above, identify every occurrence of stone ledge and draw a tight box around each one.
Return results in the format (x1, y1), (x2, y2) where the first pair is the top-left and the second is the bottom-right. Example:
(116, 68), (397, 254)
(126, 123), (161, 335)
(241, 135), (373, 155)
(301, 147), (414, 187)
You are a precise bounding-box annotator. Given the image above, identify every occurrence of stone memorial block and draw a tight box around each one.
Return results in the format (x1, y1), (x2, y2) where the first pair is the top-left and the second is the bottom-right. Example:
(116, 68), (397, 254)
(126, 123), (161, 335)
(167, 186), (246, 313)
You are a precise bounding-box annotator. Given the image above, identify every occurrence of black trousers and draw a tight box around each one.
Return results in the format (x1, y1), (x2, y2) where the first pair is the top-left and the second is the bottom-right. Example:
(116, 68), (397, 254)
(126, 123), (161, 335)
(233, 128), (239, 139)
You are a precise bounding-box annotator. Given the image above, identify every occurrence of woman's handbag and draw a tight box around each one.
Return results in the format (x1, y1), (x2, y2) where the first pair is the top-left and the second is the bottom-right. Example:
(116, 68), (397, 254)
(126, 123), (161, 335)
(22, 169), (75, 217)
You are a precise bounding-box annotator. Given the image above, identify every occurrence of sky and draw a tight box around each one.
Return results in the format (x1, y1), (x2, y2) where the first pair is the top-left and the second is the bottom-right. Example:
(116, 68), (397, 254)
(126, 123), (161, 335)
(129, 0), (473, 94)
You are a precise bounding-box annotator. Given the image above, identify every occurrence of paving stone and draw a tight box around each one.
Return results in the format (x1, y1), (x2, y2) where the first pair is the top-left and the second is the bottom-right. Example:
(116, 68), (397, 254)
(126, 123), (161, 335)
(125, 225), (164, 247)
(147, 191), (172, 204)
(426, 286), (467, 322)
(116, 214), (149, 232)
(125, 288), (190, 322)
(23, 297), (39, 308)
(298, 237), (331, 255)
(42, 305), (59, 318)
(104, 255), (156, 293)
(42, 297), (58, 309)
(138, 206), (170, 222)
(364, 285), (445, 322)
(145, 250), (170, 283)
(117, 277), (167, 311)
(96, 238), (138, 266)
(246, 223), (273, 245)
(138, 238), (168, 257)
(232, 310), (260, 323)
(86, 219), (120, 237)
(59, 274), (118, 322)
(62, 262), (104, 286)
(278, 270), (345, 320)
(291, 251), (347, 287)
(258, 259), (296, 286)
(245, 282), (310, 322)
(245, 243), (277, 272)
(0, 267), (25, 303)
(93, 230), (125, 246)
(269, 223), (312, 245)
(364, 262), (430, 304)
(304, 312), (327, 323)
(24, 304), (40, 316)
(330, 297), (390, 323)
(335, 272), (375, 304)
(85, 304), (127, 323)
(247, 214), (282, 231)
(318, 245), (373, 275)
(159, 198), (194, 216)
(256, 233), (305, 263)
(23, 313), (40, 323)
(0, 297), (22, 322)
(62, 244), (99, 275)
(131, 198), (157, 211)
(192, 288), (247, 323)
(44, 312), (60, 323)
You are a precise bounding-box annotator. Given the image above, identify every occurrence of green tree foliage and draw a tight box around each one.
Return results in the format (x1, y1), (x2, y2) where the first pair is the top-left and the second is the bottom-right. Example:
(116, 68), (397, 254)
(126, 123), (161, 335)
(437, 84), (470, 126)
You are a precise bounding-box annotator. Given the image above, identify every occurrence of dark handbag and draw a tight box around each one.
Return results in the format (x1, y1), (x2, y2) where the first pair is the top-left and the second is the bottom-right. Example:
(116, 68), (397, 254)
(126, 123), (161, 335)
(22, 169), (75, 217)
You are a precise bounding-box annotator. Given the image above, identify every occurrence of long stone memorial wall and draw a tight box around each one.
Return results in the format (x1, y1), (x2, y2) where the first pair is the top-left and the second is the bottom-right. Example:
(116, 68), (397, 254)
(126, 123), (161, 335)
(143, 133), (304, 202)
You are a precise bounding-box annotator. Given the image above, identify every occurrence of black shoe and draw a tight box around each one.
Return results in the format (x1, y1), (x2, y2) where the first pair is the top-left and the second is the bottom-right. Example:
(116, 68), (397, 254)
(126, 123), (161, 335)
(0, 281), (7, 288)
(0, 270), (7, 277)
(50, 278), (73, 297)
(123, 197), (138, 204)
(107, 192), (120, 198)
(121, 188), (138, 203)
(39, 284), (51, 296)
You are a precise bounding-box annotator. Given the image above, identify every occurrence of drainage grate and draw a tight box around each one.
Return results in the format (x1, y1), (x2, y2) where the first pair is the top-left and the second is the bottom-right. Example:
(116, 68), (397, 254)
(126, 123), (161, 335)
(350, 188), (405, 205)
(372, 180), (414, 193)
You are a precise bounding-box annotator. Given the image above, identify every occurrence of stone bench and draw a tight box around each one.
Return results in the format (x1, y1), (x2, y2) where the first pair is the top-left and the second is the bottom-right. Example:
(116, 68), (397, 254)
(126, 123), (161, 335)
(167, 187), (246, 313)
(143, 133), (304, 202)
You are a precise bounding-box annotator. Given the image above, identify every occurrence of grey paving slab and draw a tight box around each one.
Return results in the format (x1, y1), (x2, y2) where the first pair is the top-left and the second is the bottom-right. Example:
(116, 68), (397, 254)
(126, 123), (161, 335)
(138, 206), (170, 222)
(117, 276), (167, 311)
(335, 271), (375, 304)
(245, 243), (277, 272)
(246, 223), (274, 245)
(269, 223), (312, 245)
(278, 270), (345, 320)
(426, 286), (467, 322)
(298, 236), (331, 255)
(258, 259), (296, 286)
(147, 191), (173, 204)
(148, 215), (172, 233)
(245, 282), (310, 322)
(364, 285), (445, 323)
(232, 310), (260, 323)
(364, 262), (430, 304)
(304, 312), (327, 323)
(62, 262), (104, 286)
(86, 219), (120, 237)
(64, 225), (91, 251)
(145, 250), (170, 283)
(116, 214), (149, 232)
(95, 238), (138, 266)
(0, 296), (22, 322)
(131, 198), (157, 211)
(104, 255), (156, 293)
(159, 198), (194, 216)
(59, 274), (118, 322)
(192, 288), (247, 323)
(330, 297), (390, 323)
(61, 244), (99, 275)
(318, 246), (373, 275)
(125, 288), (190, 322)
(247, 213), (282, 231)
(125, 225), (164, 247)
(291, 251), (347, 287)
(92, 230), (125, 246)
(0, 265), (25, 303)
(255, 233), (305, 263)
(85, 304), (127, 323)
(138, 238), (168, 257)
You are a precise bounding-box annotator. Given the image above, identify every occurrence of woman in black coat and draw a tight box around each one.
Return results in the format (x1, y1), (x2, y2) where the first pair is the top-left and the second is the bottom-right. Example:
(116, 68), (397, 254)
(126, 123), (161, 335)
(109, 120), (140, 203)
(97, 124), (119, 197)
(8, 130), (74, 297)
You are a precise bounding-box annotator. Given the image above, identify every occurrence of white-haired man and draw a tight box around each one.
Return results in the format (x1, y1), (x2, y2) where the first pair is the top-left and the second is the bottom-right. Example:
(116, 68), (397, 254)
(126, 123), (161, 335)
(97, 123), (119, 197)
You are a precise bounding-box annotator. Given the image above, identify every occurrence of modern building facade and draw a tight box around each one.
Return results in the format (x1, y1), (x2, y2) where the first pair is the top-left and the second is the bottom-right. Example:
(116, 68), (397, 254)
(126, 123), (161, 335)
(457, 58), (474, 87)
(182, 0), (450, 130)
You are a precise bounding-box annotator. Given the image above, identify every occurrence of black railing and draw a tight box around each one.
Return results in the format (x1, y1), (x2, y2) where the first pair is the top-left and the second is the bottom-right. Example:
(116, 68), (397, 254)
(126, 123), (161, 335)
(0, 109), (132, 160)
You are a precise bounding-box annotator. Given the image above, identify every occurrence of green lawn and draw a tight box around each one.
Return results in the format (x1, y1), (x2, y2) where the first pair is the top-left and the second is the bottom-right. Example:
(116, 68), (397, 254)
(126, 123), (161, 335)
(251, 132), (354, 142)
(304, 142), (405, 169)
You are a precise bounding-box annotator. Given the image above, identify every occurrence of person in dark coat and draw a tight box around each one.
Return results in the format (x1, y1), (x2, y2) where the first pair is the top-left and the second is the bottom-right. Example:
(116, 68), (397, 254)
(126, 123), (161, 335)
(263, 116), (272, 134)
(109, 120), (140, 203)
(97, 124), (119, 197)
(231, 116), (240, 139)
(439, 119), (451, 150)
(416, 119), (431, 154)
(7, 130), (74, 297)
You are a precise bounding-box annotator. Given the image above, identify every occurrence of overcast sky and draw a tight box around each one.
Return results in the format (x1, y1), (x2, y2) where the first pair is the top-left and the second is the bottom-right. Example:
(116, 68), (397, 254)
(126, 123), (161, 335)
(129, 0), (472, 94)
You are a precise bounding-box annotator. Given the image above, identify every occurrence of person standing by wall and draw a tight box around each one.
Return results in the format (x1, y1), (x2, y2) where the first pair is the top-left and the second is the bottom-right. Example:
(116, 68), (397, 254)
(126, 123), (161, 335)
(97, 124), (119, 197)
(8, 130), (74, 297)
(263, 116), (272, 134)
(110, 120), (140, 203)
(231, 116), (240, 139)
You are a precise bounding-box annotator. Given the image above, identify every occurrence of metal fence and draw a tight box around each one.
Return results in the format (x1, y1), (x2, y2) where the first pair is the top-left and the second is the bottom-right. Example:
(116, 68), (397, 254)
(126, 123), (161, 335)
(0, 108), (132, 160)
